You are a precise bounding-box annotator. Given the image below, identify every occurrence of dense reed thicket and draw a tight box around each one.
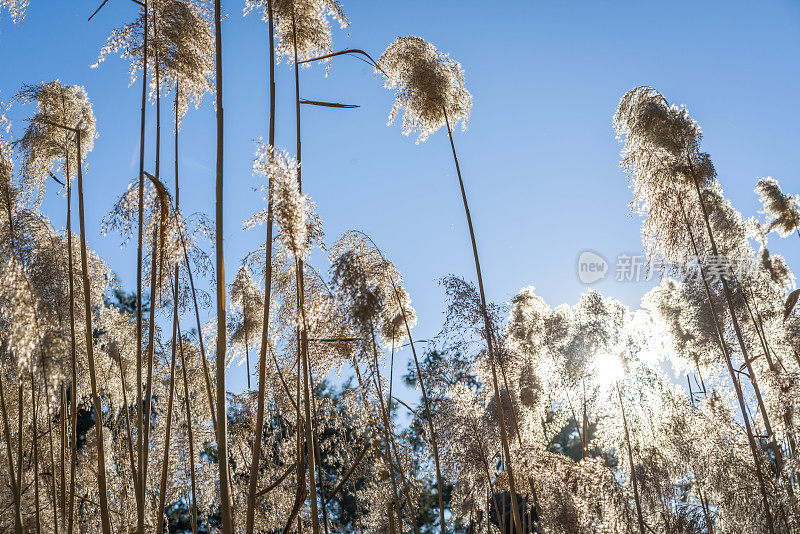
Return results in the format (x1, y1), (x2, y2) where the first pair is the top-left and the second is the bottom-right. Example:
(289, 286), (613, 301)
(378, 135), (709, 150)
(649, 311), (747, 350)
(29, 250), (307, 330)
(1, 2), (800, 533)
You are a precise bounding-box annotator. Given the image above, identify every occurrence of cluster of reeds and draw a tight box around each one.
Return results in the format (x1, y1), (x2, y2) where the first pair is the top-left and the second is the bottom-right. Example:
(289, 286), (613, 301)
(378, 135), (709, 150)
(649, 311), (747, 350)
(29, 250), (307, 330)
(2, 2), (800, 534)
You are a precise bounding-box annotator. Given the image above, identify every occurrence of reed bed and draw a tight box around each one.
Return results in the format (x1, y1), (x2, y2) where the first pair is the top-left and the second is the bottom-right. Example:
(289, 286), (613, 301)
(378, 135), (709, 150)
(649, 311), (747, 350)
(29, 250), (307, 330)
(1, 2), (800, 533)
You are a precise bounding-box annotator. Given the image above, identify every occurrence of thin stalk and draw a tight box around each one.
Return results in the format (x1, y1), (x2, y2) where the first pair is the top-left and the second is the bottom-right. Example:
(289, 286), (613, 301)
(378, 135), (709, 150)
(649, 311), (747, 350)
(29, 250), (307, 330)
(443, 109), (522, 534)
(676, 193), (776, 533)
(54, 101), (72, 528)
(689, 171), (786, 474)
(135, 2), (149, 528)
(0, 373), (23, 533)
(32, 373), (42, 534)
(367, 331), (402, 533)
(15, 383), (22, 521)
(495, 353), (542, 524)
(256, 462), (296, 498)
(155, 267), (180, 534)
(280, 363), (307, 534)
(45, 379), (59, 534)
(116, 342), (138, 505)
(323, 441), (369, 505)
(76, 130), (113, 534)
(178, 329), (199, 534)
(297, 257), (322, 534)
(244, 312), (251, 389)
(387, 428), (422, 534)
(155, 78), (185, 534)
(352, 354), (419, 534)
(65, 163), (78, 534)
(690, 173), (793, 511)
(742, 289), (799, 459)
(3, 190), (23, 534)
(141, 7), (164, 511)
(617, 382), (645, 534)
(307, 372), (330, 534)
(2, 164), (22, 534)
(694, 359), (707, 397)
(465, 414), (506, 534)
(59, 384), (66, 530)
(212, 0), (233, 529)
(288, 7), (322, 532)
(141, 197), (164, 512)
(388, 274), (445, 534)
(244, 93), (275, 528)
(353, 223), (446, 534)
(179, 232), (217, 431)
(582, 382), (588, 458)
(697, 487), (713, 534)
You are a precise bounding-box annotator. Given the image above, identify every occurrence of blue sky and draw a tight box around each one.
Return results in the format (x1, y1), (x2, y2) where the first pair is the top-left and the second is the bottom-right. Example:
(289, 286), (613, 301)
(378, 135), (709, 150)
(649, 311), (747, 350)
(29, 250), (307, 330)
(2, 0), (800, 401)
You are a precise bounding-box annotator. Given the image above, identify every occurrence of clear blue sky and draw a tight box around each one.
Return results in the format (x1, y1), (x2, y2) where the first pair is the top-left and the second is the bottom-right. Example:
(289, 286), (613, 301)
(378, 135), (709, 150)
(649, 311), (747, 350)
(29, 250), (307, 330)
(2, 0), (799, 400)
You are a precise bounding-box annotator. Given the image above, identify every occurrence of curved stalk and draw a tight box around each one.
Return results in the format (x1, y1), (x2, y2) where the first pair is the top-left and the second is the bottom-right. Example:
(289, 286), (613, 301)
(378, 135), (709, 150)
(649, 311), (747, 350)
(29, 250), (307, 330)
(676, 192), (776, 533)
(617, 382), (645, 534)
(76, 130), (113, 534)
(443, 109), (522, 534)
(177, 326), (199, 534)
(155, 267), (180, 533)
(355, 229), (447, 534)
(690, 173), (789, 486)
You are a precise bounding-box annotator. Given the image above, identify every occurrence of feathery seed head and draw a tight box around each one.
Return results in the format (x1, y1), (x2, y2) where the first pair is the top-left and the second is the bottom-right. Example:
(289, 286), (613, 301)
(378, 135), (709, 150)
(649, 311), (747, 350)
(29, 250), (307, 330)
(228, 265), (264, 354)
(378, 36), (471, 143)
(14, 80), (96, 206)
(330, 249), (385, 333)
(95, 0), (214, 118)
(260, 146), (311, 257)
(613, 87), (725, 262)
(1, 0), (26, 23)
(755, 177), (800, 238)
(0, 257), (38, 375)
(245, 0), (348, 65)
(378, 284), (417, 349)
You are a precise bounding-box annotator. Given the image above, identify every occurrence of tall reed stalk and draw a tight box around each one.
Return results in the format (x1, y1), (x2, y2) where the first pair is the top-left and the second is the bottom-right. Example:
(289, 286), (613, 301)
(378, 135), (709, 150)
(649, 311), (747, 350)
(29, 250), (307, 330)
(31, 372), (41, 534)
(288, 8), (322, 533)
(64, 155), (79, 534)
(141, 9), (164, 518)
(350, 354), (419, 534)
(75, 129), (113, 534)
(443, 109), (522, 534)
(0, 172), (22, 534)
(212, 0), (233, 529)
(354, 230), (447, 534)
(178, 328), (199, 534)
(141, 185), (165, 528)
(59, 383), (66, 529)
(675, 192), (776, 533)
(245, 0), (277, 530)
(0, 370), (22, 533)
(135, 3), (149, 531)
(156, 80), (194, 533)
(688, 169), (789, 483)
(616, 382), (645, 534)
(155, 263), (180, 533)
(368, 328), (402, 533)
(43, 369), (59, 534)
